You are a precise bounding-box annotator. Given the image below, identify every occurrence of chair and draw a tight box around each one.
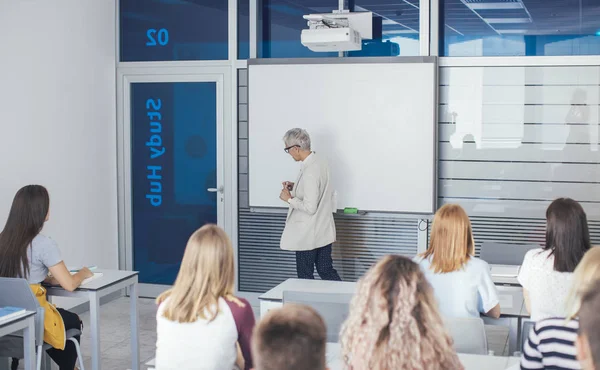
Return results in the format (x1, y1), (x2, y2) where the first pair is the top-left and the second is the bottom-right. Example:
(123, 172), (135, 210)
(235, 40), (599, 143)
(444, 317), (489, 355)
(282, 290), (353, 343)
(0, 278), (85, 370)
(480, 243), (539, 265)
(521, 320), (536, 353)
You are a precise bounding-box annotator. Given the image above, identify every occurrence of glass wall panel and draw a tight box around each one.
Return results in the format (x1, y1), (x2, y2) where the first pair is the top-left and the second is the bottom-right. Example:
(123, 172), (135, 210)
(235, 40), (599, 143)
(441, 0), (600, 56)
(120, 0), (228, 61)
(348, 0), (420, 57)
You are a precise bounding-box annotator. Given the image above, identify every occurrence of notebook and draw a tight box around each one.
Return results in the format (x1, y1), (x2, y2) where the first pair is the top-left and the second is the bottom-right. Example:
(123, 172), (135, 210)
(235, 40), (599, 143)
(0, 306), (27, 324)
(490, 264), (520, 278)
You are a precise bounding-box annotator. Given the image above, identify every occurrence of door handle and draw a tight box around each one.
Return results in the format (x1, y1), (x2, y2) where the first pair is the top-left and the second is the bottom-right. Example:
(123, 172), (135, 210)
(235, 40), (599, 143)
(207, 186), (224, 194)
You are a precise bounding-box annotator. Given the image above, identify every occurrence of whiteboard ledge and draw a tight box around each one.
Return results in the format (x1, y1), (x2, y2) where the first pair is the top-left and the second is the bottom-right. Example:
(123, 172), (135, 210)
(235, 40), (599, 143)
(249, 207), (433, 219)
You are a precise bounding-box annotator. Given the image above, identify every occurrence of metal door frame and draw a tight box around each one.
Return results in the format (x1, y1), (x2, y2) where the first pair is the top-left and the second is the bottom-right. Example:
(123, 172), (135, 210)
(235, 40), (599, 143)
(116, 67), (233, 297)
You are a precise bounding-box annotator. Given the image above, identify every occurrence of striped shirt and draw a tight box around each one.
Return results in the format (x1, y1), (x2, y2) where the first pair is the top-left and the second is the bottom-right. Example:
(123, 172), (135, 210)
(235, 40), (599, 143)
(521, 318), (581, 370)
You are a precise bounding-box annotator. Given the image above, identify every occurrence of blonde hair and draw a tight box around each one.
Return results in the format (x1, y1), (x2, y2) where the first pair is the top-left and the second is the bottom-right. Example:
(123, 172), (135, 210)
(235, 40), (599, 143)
(340, 255), (462, 370)
(156, 224), (235, 323)
(421, 204), (475, 273)
(565, 246), (600, 321)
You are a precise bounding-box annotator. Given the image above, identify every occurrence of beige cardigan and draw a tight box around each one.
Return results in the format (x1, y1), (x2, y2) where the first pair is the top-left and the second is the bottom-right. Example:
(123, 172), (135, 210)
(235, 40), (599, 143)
(280, 153), (336, 251)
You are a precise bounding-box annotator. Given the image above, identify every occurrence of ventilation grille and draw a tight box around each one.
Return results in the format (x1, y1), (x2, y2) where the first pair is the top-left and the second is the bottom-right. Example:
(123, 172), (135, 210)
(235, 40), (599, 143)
(428, 217), (600, 256)
(238, 210), (418, 293)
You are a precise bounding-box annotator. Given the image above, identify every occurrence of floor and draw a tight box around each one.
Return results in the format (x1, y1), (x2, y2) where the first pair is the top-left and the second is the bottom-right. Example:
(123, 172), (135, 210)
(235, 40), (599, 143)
(17, 296), (511, 369)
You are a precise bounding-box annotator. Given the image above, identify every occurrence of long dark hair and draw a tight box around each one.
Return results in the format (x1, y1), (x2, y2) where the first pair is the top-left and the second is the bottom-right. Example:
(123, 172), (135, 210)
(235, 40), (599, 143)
(0, 185), (50, 278)
(545, 198), (590, 273)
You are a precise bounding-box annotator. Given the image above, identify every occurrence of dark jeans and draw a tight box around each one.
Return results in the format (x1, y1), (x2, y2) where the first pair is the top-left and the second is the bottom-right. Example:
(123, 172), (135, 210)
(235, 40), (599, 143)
(295, 244), (341, 281)
(46, 308), (82, 370)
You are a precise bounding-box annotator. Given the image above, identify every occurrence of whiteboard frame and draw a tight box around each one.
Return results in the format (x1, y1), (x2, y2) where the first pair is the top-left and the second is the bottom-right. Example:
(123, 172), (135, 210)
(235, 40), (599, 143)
(247, 57), (439, 217)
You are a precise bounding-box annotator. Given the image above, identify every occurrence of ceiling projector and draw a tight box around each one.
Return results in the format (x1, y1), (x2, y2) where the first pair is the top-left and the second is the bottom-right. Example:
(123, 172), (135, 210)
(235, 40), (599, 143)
(301, 11), (373, 52)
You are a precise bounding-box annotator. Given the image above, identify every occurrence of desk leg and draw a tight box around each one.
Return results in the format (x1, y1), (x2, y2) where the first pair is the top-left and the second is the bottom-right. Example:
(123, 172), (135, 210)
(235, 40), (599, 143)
(23, 316), (36, 370)
(89, 291), (101, 370)
(516, 317), (523, 352)
(507, 317), (519, 356)
(130, 281), (140, 370)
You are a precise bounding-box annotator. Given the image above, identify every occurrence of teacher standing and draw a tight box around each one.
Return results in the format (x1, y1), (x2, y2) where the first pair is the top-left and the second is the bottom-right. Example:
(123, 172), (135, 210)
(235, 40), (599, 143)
(279, 128), (341, 281)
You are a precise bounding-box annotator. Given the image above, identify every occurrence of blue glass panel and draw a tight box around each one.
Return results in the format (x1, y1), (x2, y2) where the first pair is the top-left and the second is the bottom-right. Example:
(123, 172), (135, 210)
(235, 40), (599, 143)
(258, 0), (419, 58)
(120, 0), (228, 62)
(239, 0), (250, 59)
(348, 0), (420, 57)
(131, 82), (218, 285)
(259, 0), (338, 58)
(441, 0), (600, 56)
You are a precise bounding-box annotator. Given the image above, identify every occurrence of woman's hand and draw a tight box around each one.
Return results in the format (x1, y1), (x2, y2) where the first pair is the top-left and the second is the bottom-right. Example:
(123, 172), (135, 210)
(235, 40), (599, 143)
(79, 267), (94, 279)
(280, 188), (292, 202)
(48, 262), (94, 292)
(282, 181), (294, 191)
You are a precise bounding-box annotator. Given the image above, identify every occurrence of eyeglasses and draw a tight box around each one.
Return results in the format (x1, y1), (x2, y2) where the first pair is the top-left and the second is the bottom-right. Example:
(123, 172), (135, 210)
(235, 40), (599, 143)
(284, 145), (299, 153)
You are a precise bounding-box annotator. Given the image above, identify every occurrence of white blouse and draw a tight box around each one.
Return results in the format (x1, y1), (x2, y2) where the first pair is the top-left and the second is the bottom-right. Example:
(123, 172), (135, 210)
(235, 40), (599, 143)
(517, 248), (574, 321)
(156, 297), (238, 370)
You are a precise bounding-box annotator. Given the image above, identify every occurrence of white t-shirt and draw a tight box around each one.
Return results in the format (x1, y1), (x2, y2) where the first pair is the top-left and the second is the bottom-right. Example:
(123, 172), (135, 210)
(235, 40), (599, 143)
(416, 256), (500, 318)
(156, 297), (238, 370)
(517, 248), (574, 321)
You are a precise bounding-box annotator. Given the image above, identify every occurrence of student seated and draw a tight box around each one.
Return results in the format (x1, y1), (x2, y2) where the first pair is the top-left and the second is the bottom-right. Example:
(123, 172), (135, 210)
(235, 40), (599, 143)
(155, 225), (255, 370)
(521, 247), (600, 370)
(340, 255), (462, 370)
(0, 185), (91, 370)
(415, 204), (501, 319)
(252, 304), (327, 370)
(518, 198), (591, 320)
(575, 278), (600, 370)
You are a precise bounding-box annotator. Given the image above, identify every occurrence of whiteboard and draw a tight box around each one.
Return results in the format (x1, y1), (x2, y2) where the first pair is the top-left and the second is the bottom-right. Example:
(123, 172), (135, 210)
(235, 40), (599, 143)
(248, 59), (437, 214)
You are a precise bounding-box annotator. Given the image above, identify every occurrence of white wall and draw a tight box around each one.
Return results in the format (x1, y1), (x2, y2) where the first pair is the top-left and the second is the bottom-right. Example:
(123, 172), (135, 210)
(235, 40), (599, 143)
(0, 1), (118, 275)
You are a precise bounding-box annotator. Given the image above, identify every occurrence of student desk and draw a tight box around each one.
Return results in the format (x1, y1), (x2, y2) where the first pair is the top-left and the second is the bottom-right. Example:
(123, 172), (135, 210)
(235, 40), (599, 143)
(326, 342), (520, 370)
(489, 262), (529, 354)
(145, 344), (520, 370)
(45, 270), (139, 370)
(260, 278), (529, 355)
(259, 279), (524, 318)
(0, 311), (36, 370)
(259, 279), (355, 317)
(487, 285), (529, 355)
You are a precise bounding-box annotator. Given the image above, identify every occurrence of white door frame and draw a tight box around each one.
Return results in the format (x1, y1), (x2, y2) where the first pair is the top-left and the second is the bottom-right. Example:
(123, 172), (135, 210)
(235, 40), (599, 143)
(116, 66), (234, 297)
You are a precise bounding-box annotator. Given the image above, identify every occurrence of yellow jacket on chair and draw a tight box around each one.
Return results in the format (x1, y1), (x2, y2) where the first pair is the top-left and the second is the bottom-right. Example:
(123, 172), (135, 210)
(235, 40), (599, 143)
(30, 284), (66, 350)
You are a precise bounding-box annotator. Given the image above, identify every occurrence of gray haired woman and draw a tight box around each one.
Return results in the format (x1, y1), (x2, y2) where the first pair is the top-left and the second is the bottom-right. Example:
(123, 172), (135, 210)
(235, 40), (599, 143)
(279, 128), (341, 281)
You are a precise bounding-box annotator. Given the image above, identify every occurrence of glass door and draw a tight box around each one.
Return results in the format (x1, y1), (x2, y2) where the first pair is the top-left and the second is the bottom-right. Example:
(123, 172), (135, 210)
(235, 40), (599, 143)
(121, 72), (227, 297)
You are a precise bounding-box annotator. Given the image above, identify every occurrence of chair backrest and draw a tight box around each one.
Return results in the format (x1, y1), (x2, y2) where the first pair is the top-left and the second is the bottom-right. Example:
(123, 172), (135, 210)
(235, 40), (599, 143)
(0, 277), (45, 346)
(480, 243), (539, 265)
(521, 320), (536, 352)
(282, 290), (353, 343)
(444, 317), (488, 355)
